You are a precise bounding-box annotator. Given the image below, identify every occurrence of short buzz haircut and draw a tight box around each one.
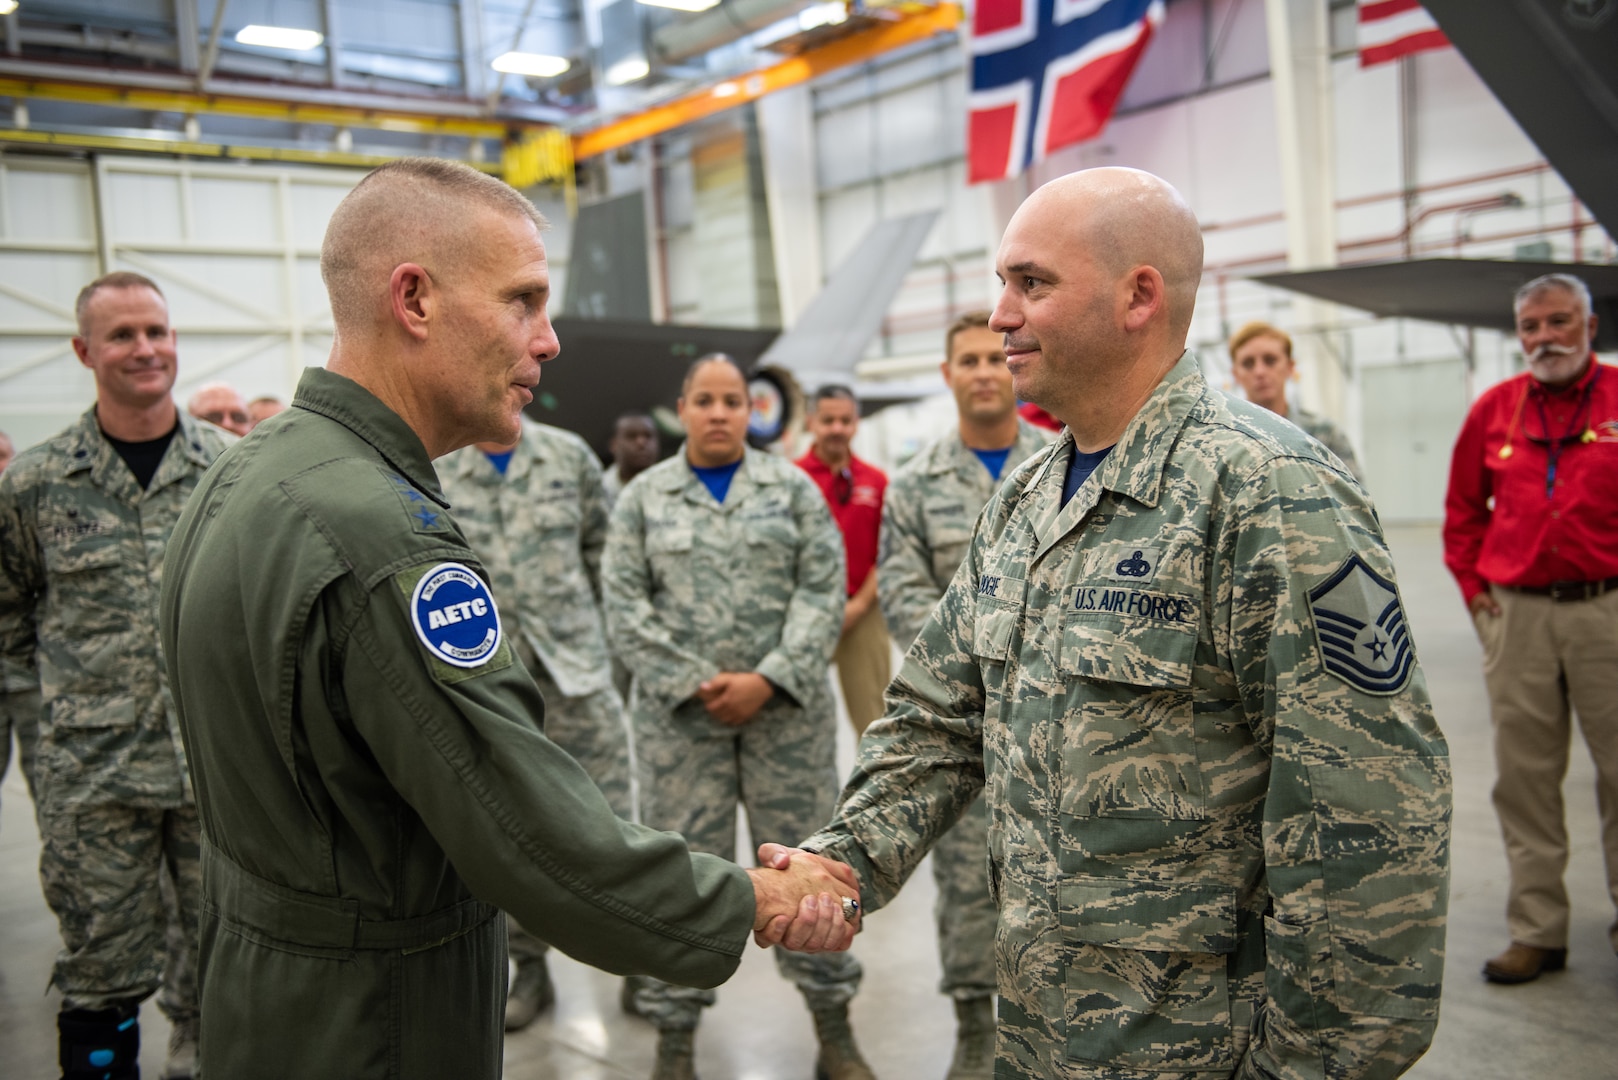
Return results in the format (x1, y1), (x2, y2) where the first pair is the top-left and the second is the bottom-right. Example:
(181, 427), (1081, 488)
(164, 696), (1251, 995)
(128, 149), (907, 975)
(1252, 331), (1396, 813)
(613, 409), (654, 428)
(945, 310), (992, 358)
(248, 395), (284, 408)
(1514, 273), (1592, 317)
(75, 271), (165, 336)
(680, 352), (750, 396)
(320, 157), (547, 334)
(811, 384), (857, 411)
(1227, 320), (1292, 360)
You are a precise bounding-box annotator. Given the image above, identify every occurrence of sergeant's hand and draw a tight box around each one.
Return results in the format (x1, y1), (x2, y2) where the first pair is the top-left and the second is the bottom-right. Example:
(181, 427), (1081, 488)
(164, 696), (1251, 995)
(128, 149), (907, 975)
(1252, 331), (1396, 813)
(744, 850), (860, 953)
(697, 672), (773, 726)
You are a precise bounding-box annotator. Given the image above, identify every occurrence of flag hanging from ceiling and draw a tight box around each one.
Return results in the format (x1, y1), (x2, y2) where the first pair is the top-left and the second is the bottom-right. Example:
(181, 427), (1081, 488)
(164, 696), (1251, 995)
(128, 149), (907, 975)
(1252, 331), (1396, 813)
(967, 0), (1165, 185)
(1357, 0), (1449, 67)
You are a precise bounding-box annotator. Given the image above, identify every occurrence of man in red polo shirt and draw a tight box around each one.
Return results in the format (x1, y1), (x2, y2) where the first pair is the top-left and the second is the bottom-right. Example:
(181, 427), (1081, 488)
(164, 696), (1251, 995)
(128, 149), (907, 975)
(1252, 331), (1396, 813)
(1444, 271), (1618, 984)
(796, 386), (890, 737)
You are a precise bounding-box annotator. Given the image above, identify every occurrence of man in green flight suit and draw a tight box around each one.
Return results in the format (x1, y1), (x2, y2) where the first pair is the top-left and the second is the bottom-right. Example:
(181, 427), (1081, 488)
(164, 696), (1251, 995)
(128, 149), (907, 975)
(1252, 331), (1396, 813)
(795, 168), (1452, 1078)
(158, 157), (860, 1080)
(876, 309), (1050, 1079)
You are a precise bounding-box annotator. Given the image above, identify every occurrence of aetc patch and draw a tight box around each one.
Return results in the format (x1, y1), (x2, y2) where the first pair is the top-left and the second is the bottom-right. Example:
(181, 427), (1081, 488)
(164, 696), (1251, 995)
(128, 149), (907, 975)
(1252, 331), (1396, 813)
(1308, 553), (1415, 696)
(410, 563), (503, 668)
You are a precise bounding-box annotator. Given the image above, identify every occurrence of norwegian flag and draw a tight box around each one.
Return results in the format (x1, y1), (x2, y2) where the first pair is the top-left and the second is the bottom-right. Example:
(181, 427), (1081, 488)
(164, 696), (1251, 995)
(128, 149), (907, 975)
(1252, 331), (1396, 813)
(1357, 0), (1449, 67)
(967, 0), (1165, 185)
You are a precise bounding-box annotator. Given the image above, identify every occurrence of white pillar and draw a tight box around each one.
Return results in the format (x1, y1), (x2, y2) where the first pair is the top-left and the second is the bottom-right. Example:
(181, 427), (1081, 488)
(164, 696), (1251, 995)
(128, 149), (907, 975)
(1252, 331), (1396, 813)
(1263, 0), (1343, 422)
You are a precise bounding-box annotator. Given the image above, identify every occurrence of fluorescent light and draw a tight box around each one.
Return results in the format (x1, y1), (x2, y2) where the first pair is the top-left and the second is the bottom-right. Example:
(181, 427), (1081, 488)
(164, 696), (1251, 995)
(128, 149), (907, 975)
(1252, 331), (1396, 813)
(712, 82), (739, 98)
(235, 25), (324, 51)
(637, 0), (720, 11)
(798, 2), (848, 31)
(492, 51), (571, 78)
(604, 57), (650, 85)
(0, 1), (17, 16)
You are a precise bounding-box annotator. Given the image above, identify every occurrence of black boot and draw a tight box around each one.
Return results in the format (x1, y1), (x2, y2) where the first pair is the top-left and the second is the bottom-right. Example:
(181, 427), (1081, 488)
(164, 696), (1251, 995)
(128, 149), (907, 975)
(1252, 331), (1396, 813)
(504, 956), (555, 1032)
(60, 1001), (141, 1080)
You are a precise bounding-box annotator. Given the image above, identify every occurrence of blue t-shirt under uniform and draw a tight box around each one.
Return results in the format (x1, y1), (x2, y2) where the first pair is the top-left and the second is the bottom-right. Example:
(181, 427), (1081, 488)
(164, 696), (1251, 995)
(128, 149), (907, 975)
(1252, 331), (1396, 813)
(692, 459), (743, 504)
(1061, 445), (1115, 507)
(483, 450), (514, 476)
(971, 445), (1014, 481)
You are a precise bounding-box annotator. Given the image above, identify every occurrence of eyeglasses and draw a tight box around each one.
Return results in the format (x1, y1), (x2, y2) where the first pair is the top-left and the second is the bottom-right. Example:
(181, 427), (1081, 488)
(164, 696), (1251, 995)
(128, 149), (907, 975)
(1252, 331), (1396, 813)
(199, 409), (250, 429)
(832, 468), (853, 505)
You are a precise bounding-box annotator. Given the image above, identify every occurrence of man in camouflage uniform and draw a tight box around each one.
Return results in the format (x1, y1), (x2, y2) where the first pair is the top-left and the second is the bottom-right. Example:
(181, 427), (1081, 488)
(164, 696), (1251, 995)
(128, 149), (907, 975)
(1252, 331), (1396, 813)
(604, 355), (875, 1080)
(878, 309), (1050, 1079)
(1227, 320), (1363, 482)
(802, 169), (1451, 1078)
(0, 271), (229, 1080)
(438, 416), (634, 1030)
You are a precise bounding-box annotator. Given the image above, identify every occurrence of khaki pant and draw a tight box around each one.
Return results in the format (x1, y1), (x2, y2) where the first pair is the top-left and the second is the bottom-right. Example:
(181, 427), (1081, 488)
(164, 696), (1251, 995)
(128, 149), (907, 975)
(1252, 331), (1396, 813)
(1476, 586), (1618, 950)
(834, 603), (892, 738)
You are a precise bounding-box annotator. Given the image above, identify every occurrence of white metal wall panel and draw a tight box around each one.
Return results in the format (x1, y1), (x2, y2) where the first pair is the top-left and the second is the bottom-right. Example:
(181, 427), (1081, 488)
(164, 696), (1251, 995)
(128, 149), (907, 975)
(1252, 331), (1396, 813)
(0, 157), (101, 452)
(0, 156), (370, 453)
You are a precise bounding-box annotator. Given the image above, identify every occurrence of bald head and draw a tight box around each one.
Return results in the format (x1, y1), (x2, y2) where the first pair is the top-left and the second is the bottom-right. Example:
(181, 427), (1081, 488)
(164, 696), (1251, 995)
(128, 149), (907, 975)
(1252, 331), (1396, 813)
(321, 158), (547, 336)
(1017, 168), (1203, 342)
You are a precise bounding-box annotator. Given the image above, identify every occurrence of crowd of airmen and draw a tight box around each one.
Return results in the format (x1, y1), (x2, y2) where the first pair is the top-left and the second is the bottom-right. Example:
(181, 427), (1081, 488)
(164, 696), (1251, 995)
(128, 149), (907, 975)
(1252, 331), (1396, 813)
(0, 159), (1463, 1080)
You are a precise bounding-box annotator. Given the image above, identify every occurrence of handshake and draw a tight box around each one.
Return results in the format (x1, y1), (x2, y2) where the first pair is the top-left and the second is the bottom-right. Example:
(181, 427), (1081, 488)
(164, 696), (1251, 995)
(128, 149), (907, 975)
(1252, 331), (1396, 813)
(744, 843), (862, 954)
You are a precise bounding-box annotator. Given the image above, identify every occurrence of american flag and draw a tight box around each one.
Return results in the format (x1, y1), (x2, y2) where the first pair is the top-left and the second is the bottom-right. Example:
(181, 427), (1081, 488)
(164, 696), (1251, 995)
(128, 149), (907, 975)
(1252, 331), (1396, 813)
(1357, 0), (1449, 67)
(967, 0), (1165, 185)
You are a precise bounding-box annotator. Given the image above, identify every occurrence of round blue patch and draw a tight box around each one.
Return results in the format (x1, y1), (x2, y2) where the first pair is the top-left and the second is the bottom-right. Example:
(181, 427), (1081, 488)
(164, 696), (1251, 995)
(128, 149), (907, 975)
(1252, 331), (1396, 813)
(410, 563), (503, 668)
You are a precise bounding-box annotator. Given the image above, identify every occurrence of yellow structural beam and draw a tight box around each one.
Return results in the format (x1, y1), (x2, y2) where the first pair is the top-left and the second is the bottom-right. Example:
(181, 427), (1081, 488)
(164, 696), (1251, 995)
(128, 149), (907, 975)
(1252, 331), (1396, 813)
(572, 3), (963, 161)
(0, 128), (503, 173)
(0, 76), (528, 139)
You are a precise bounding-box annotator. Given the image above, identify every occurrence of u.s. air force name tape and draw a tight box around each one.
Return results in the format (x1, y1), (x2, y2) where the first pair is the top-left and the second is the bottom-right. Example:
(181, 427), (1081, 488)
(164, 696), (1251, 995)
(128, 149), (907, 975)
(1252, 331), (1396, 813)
(410, 562), (503, 668)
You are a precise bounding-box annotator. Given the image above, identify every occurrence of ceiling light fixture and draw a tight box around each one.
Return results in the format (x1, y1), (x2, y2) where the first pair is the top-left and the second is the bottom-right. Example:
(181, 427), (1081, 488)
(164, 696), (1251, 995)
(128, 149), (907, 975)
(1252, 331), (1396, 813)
(0, 1), (17, 15)
(234, 25), (324, 51)
(492, 51), (571, 78)
(605, 57), (652, 85)
(636, 0), (721, 12)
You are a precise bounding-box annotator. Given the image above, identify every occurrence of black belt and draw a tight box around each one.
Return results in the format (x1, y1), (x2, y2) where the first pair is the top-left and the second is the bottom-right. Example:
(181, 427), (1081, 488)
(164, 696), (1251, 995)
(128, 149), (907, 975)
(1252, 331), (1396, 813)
(1503, 576), (1618, 603)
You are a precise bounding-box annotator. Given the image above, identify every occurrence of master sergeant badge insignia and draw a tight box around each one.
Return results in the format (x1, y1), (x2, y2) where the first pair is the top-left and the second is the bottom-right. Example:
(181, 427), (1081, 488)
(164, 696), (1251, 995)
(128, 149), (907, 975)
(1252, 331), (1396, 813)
(1307, 553), (1415, 696)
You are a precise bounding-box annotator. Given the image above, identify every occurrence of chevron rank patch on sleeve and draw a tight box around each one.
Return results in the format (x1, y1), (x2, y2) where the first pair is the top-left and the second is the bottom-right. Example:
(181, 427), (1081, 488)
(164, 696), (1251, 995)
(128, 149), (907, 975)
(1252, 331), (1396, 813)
(1308, 553), (1416, 695)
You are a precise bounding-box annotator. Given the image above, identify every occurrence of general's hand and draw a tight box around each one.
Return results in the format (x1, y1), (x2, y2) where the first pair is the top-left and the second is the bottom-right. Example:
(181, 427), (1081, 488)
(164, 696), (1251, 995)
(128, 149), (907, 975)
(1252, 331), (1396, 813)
(1469, 590), (1500, 618)
(745, 851), (860, 953)
(698, 672), (773, 726)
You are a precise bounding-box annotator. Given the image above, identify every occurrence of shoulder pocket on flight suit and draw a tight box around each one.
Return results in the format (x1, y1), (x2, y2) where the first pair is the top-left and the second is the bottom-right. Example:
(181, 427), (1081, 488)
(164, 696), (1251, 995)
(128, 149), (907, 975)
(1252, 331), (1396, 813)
(1058, 876), (1237, 1070)
(1058, 612), (1205, 820)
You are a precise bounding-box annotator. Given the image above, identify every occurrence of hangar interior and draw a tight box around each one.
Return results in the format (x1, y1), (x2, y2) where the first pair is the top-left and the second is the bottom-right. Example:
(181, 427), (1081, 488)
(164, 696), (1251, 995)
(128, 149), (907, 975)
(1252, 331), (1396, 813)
(1, 0), (1616, 1077)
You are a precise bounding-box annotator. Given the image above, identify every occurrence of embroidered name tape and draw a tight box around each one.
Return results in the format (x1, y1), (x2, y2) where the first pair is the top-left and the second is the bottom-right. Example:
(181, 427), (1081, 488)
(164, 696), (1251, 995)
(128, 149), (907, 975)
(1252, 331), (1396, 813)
(410, 562), (503, 668)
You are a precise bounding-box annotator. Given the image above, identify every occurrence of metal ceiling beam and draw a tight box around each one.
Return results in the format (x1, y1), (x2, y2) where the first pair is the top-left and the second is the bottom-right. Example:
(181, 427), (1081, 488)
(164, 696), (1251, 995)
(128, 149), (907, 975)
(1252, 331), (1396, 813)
(175, 0), (201, 73)
(0, 125), (505, 172)
(198, 0), (230, 90)
(0, 62), (568, 125)
(573, 3), (961, 160)
(653, 0), (821, 66)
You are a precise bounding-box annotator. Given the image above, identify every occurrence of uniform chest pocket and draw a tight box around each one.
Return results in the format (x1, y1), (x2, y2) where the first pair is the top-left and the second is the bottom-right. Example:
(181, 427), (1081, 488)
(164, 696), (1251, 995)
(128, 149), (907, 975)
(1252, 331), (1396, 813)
(41, 523), (128, 637)
(742, 512), (798, 577)
(1057, 610), (1205, 820)
(645, 525), (694, 591)
(523, 490), (582, 534)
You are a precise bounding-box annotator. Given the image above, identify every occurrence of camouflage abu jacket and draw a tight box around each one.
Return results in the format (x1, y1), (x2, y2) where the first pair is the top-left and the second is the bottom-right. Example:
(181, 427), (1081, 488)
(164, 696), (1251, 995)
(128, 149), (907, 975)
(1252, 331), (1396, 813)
(438, 420), (613, 697)
(808, 352), (1451, 1079)
(879, 418), (1052, 647)
(602, 448), (843, 716)
(0, 406), (227, 811)
(1290, 407), (1363, 483)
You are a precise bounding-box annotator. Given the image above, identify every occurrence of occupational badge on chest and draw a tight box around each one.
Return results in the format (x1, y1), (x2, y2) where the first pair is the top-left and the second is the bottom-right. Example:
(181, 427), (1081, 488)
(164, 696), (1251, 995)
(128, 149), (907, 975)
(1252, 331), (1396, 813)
(1091, 544), (1164, 585)
(1307, 554), (1415, 696)
(410, 562), (504, 668)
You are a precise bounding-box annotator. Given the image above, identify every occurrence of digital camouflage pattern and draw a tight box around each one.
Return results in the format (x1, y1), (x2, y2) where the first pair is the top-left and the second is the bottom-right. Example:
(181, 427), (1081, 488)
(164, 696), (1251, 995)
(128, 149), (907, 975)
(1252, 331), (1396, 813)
(603, 449), (860, 1026)
(439, 422), (633, 962)
(810, 352), (1451, 1079)
(878, 418), (1050, 1000)
(0, 407), (225, 1013)
(160, 368), (756, 1080)
(0, 407), (227, 812)
(1291, 407), (1363, 483)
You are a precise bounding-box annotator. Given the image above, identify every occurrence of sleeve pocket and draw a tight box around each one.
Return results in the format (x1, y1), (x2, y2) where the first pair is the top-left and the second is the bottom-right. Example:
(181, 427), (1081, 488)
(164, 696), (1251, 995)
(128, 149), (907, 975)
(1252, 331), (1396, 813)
(1308, 754), (1450, 1021)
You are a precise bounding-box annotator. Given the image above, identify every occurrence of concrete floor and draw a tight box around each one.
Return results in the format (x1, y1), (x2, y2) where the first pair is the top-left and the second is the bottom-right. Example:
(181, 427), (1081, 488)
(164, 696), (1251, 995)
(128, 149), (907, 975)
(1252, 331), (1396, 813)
(1, 525), (1614, 1078)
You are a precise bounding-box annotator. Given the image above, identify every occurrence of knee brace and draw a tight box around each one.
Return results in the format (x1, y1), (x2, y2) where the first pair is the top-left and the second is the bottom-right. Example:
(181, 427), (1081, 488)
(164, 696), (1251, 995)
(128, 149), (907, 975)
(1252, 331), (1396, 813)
(58, 1001), (140, 1080)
